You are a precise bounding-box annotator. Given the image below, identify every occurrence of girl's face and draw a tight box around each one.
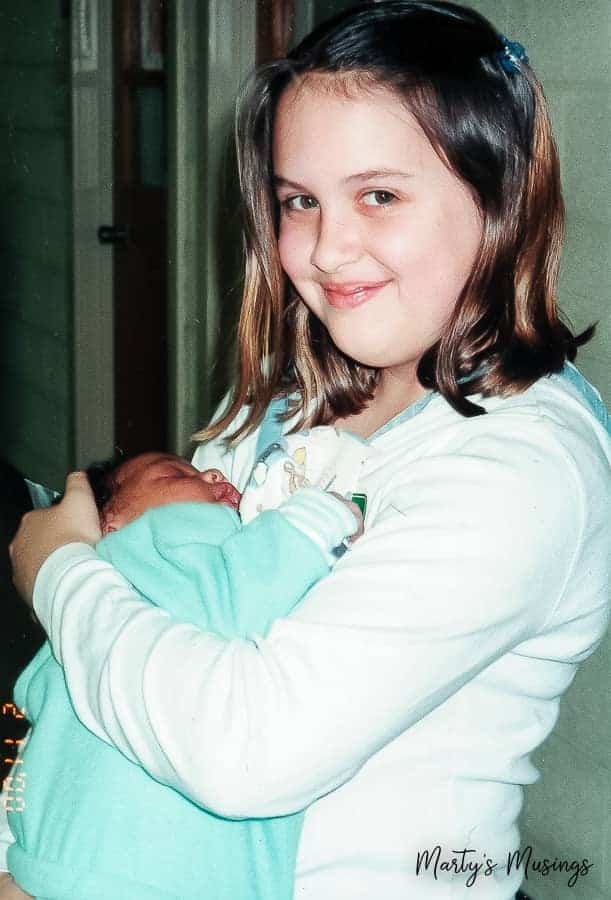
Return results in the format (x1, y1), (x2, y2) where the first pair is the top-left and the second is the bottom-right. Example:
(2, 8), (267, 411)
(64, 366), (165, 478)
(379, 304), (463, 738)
(273, 78), (483, 381)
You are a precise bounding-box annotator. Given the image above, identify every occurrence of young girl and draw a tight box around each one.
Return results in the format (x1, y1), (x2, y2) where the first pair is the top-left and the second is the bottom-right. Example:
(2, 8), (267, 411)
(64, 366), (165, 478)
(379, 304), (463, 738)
(5, 2), (610, 898)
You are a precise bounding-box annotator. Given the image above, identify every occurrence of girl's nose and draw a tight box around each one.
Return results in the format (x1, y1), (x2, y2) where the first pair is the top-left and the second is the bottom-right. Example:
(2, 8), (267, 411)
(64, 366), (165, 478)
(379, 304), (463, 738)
(200, 469), (225, 484)
(311, 210), (361, 274)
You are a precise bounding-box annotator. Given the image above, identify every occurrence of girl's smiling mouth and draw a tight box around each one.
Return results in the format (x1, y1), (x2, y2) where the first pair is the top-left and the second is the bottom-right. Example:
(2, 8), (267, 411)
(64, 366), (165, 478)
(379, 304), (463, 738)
(321, 280), (391, 309)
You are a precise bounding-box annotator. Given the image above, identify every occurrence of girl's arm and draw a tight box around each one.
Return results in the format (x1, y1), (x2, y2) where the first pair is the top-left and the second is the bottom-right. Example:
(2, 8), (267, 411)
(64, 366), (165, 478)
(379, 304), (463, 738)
(20, 423), (607, 820)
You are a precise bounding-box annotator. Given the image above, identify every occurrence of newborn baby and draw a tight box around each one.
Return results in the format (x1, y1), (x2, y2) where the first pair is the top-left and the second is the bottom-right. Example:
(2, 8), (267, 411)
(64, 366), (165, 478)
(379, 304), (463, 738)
(5, 447), (362, 900)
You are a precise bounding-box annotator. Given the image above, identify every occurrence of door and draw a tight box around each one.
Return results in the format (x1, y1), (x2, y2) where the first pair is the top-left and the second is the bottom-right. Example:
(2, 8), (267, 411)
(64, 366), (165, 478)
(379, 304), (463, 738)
(112, 0), (168, 456)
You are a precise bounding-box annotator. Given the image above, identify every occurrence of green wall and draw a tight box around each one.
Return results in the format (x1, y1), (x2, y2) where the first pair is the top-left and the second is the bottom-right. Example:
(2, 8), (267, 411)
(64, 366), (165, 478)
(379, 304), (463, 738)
(0, 5), (73, 489)
(467, 0), (610, 406)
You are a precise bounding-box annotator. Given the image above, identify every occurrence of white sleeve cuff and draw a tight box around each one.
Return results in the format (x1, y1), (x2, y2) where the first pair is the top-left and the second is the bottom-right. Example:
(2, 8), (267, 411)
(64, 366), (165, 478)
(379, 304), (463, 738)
(33, 543), (108, 660)
(278, 487), (358, 565)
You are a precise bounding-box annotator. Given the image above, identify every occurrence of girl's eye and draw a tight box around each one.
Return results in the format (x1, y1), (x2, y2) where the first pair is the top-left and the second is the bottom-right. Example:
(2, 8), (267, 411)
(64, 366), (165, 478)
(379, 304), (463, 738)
(362, 190), (397, 207)
(282, 195), (319, 212)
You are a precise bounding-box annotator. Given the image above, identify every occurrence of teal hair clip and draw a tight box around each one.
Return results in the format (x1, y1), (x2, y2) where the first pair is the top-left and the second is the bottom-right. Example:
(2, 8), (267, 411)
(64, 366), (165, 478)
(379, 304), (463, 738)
(496, 35), (529, 75)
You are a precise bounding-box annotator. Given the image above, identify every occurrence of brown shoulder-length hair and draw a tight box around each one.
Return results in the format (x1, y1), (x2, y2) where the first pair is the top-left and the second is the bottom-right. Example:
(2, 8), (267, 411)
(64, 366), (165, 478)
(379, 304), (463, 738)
(195, 0), (592, 445)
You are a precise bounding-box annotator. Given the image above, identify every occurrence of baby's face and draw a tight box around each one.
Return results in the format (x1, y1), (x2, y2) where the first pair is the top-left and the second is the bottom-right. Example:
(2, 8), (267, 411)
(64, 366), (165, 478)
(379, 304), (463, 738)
(101, 452), (241, 535)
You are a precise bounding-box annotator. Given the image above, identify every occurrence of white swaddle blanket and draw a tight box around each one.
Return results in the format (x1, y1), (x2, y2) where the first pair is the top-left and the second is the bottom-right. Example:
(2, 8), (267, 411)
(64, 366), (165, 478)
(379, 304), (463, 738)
(239, 426), (374, 524)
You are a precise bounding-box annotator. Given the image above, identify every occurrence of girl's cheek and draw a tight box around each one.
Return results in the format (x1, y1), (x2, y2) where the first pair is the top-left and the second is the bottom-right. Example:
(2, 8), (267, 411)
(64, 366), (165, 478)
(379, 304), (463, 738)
(278, 224), (313, 277)
(368, 219), (412, 268)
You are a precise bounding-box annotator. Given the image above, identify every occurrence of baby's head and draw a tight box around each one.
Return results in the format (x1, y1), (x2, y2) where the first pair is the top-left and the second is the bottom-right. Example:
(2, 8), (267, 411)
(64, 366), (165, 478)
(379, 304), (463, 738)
(87, 452), (241, 536)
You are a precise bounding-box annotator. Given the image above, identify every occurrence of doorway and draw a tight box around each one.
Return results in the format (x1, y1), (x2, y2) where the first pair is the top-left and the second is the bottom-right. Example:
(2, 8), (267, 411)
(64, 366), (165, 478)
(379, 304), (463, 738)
(72, 0), (168, 467)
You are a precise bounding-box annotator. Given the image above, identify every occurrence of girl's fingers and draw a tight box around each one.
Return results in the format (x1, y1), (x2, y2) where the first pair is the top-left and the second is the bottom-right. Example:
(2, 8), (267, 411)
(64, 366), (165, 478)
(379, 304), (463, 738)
(61, 471), (101, 542)
(9, 472), (101, 606)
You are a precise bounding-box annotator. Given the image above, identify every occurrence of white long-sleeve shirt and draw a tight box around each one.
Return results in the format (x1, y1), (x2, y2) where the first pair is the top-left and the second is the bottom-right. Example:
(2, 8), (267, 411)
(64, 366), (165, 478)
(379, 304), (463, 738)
(2, 368), (610, 899)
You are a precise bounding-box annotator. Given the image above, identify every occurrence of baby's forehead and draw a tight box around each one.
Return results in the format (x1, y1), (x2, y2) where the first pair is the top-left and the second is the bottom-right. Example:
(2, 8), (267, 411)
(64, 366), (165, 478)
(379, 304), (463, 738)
(115, 452), (187, 483)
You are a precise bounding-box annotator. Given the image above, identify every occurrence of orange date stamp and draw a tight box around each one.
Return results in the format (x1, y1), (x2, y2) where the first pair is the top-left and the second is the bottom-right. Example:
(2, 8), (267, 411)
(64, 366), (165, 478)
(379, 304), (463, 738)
(2, 703), (28, 812)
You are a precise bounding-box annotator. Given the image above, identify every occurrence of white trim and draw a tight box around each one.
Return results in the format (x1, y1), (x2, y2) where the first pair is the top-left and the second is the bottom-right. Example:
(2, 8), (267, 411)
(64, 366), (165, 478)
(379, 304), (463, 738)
(168, 0), (257, 453)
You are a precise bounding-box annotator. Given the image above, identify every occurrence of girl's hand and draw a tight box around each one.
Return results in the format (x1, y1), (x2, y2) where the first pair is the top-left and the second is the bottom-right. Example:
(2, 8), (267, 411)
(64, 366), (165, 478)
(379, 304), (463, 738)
(0, 873), (33, 899)
(328, 492), (364, 542)
(10, 472), (101, 607)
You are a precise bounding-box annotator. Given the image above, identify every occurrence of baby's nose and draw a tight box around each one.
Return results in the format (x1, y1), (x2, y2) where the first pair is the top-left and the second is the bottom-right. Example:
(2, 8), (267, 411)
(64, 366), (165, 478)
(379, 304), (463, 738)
(200, 468), (225, 484)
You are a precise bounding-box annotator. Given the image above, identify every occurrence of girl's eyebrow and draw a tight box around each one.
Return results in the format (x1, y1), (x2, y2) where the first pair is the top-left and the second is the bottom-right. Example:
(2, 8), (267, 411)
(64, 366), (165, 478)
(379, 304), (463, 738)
(273, 169), (414, 191)
(344, 169), (415, 182)
(273, 176), (308, 192)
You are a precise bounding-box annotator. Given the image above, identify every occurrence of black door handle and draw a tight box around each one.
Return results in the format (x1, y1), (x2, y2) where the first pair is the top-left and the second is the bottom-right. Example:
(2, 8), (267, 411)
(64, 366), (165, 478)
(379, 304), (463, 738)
(97, 225), (130, 244)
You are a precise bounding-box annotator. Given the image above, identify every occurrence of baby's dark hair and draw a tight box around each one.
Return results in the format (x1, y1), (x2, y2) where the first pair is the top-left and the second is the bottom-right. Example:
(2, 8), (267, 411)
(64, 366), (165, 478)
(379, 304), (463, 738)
(85, 457), (126, 511)
(52, 455), (125, 511)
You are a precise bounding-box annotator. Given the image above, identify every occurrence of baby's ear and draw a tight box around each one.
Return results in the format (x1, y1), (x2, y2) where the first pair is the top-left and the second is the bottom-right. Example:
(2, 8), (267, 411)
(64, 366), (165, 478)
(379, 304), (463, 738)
(100, 506), (117, 536)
